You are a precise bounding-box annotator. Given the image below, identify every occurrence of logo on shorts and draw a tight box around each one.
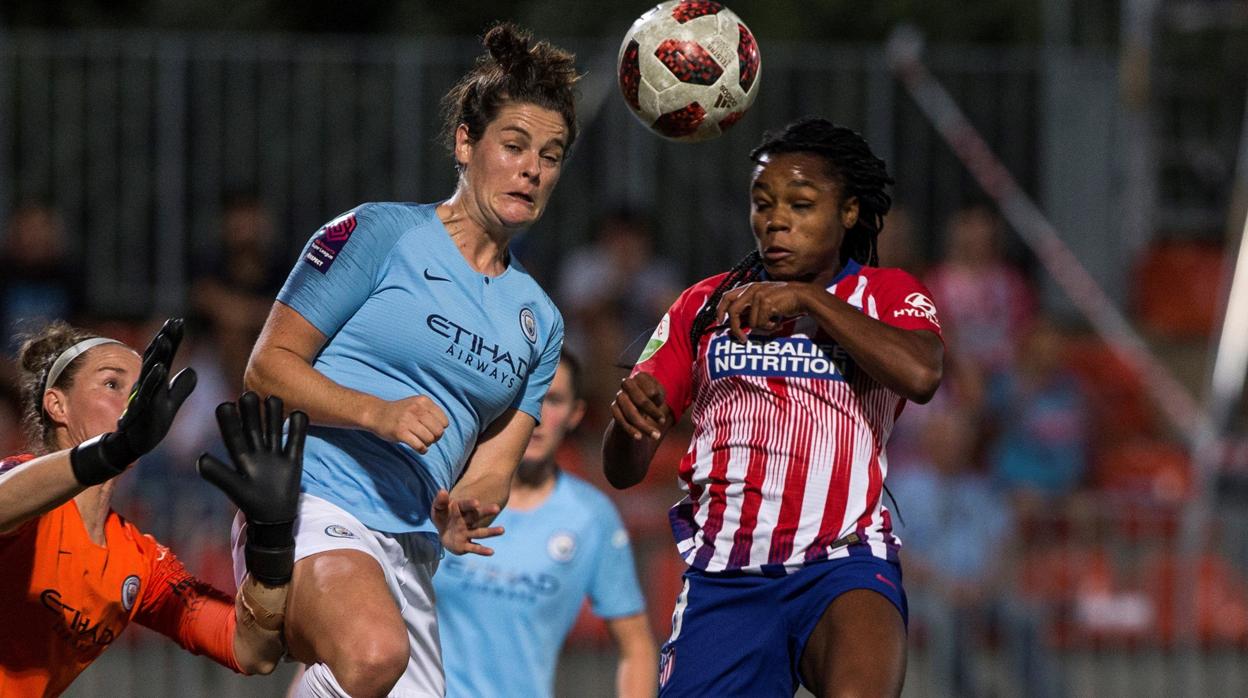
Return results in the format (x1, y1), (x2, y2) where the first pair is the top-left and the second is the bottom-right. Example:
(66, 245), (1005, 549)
(325, 524), (357, 539)
(120, 575), (141, 612)
(659, 647), (676, 687)
(519, 307), (538, 344)
(547, 531), (577, 563)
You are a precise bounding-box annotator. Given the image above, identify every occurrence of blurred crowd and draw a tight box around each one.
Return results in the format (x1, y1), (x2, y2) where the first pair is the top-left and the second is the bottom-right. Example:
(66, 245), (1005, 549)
(3, 195), (1247, 696)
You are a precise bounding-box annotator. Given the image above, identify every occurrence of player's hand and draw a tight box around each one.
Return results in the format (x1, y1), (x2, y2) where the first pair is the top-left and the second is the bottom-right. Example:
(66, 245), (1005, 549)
(432, 489), (504, 556)
(69, 318), (198, 486)
(610, 372), (672, 441)
(715, 281), (814, 343)
(197, 392), (307, 586)
(368, 396), (449, 455)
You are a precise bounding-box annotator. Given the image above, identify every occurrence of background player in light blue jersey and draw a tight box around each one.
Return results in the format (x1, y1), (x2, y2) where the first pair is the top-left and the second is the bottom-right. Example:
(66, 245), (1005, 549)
(436, 350), (657, 698)
(242, 24), (579, 698)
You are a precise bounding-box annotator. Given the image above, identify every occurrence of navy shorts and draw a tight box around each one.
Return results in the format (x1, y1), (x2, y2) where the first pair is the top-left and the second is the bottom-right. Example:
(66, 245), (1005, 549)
(657, 553), (907, 697)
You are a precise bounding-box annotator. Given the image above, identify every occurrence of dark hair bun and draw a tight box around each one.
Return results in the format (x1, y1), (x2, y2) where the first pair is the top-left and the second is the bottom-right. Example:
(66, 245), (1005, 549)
(484, 23), (533, 75)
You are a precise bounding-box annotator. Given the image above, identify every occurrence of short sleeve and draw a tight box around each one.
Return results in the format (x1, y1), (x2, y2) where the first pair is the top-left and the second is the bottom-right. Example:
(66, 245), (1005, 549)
(587, 499), (645, 619)
(872, 270), (944, 336)
(276, 204), (405, 338)
(512, 310), (565, 422)
(631, 278), (717, 423)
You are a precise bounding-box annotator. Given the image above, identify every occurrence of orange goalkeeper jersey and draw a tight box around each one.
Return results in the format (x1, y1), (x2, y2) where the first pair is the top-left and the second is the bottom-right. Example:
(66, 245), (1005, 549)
(0, 454), (242, 698)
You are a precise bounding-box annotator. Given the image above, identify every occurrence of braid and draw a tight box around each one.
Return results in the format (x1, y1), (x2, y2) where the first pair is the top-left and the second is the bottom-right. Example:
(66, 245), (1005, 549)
(749, 117), (893, 267)
(689, 251), (763, 349)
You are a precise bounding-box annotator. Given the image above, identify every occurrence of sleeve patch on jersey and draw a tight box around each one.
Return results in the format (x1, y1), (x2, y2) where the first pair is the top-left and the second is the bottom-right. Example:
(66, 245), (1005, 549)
(303, 212), (358, 274)
(637, 313), (671, 364)
(893, 292), (940, 327)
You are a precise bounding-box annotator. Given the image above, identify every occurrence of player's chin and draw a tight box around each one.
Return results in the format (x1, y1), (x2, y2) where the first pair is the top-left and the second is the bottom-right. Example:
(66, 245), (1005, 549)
(761, 259), (804, 281)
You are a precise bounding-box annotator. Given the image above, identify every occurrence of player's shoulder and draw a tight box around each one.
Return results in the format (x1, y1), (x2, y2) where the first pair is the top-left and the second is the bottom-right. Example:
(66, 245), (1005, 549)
(0, 453), (34, 476)
(556, 473), (625, 519)
(853, 264), (934, 296)
(667, 271), (732, 315)
(350, 201), (439, 238)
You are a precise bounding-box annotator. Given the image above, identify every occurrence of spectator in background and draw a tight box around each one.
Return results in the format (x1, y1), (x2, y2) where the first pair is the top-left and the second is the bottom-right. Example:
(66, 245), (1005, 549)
(0, 202), (82, 362)
(925, 202), (1034, 377)
(557, 209), (682, 425)
(985, 315), (1089, 507)
(876, 204), (924, 276)
(891, 408), (1059, 698)
(192, 192), (286, 392)
(435, 350), (655, 698)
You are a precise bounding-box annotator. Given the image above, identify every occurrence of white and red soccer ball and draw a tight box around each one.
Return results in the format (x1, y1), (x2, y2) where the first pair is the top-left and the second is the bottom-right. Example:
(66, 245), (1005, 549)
(618, 0), (762, 142)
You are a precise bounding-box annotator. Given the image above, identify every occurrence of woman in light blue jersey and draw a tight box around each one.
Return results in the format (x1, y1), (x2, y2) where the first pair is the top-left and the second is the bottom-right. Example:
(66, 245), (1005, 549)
(244, 23), (576, 698)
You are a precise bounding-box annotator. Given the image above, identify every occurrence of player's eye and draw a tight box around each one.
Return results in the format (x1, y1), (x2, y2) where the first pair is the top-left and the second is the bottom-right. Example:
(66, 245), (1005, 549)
(541, 152), (561, 165)
(504, 143), (523, 153)
(791, 201), (813, 210)
(105, 379), (119, 390)
(752, 200), (771, 211)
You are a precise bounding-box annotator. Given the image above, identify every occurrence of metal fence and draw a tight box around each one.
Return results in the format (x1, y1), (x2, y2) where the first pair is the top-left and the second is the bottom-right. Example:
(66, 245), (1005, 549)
(10, 27), (1248, 698)
(1, 30), (1139, 313)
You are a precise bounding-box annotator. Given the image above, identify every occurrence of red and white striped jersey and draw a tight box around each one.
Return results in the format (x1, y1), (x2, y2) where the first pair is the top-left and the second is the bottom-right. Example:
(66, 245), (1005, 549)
(633, 260), (943, 574)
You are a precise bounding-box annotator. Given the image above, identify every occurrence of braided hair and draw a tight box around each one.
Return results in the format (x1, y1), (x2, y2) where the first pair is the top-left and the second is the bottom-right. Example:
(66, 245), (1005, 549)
(688, 118), (894, 349)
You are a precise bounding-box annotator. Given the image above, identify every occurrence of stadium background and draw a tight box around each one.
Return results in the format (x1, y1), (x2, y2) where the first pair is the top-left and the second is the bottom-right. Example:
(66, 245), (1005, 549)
(2, 0), (1247, 695)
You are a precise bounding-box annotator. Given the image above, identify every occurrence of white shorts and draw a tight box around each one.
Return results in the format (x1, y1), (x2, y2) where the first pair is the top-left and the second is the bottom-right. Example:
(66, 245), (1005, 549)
(231, 494), (444, 698)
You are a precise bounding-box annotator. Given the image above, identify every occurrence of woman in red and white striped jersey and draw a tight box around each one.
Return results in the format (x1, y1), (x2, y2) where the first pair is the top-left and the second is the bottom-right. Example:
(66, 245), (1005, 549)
(604, 117), (944, 698)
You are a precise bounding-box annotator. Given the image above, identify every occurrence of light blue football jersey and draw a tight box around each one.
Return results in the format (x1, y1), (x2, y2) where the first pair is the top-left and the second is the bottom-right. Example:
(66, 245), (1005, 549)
(277, 202), (564, 534)
(435, 473), (645, 698)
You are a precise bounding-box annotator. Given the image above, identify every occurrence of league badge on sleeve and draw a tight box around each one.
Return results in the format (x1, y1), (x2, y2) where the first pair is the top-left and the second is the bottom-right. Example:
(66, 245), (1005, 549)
(304, 211), (358, 274)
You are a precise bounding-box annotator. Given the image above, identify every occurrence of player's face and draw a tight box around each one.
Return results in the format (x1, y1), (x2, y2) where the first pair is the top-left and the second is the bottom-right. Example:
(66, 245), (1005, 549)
(455, 102), (568, 233)
(522, 361), (586, 465)
(749, 152), (859, 284)
(46, 344), (142, 449)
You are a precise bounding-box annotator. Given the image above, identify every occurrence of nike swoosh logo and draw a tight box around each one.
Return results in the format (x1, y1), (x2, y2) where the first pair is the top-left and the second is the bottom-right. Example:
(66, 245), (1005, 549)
(424, 268), (451, 283)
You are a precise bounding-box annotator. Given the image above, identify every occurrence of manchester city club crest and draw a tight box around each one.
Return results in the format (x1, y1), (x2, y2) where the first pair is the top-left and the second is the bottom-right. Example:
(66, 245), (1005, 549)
(519, 307), (537, 344)
(546, 531), (577, 562)
(121, 575), (141, 612)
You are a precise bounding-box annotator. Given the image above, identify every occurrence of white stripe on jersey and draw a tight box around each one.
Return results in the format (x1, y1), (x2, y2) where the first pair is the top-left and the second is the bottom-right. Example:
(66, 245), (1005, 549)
(662, 264), (937, 574)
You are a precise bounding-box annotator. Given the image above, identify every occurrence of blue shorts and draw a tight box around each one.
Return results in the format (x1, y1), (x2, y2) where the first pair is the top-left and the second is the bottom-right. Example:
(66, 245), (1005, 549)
(657, 554), (906, 697)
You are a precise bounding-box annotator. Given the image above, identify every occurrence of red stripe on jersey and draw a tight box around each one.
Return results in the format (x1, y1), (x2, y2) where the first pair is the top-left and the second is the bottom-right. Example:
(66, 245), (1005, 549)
(729, 376), (784, 567)
(643, 263), (942, 574)
(768, 378), (813, 565)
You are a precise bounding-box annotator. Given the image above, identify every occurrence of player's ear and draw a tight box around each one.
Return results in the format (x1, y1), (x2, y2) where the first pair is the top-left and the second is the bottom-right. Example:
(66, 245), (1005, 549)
(840, 195), (859, 231)
(454, 124), (474, 169)
(568, 399), (587, 433)
(42, 388), (69, 427)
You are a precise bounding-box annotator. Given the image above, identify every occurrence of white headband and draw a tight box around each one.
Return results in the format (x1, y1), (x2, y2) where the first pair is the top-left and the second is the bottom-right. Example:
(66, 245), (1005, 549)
(43, 337), (126, 394)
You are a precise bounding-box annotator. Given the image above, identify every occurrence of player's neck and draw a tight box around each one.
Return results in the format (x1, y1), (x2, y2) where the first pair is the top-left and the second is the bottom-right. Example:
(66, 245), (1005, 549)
(436, 198), (511, 275)
(508, 460), (558, 511)
(72, 483), (113, 546)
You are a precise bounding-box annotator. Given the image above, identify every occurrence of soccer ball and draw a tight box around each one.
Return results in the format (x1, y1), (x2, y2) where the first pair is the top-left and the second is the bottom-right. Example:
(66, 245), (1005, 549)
(618, 0), (762, 142)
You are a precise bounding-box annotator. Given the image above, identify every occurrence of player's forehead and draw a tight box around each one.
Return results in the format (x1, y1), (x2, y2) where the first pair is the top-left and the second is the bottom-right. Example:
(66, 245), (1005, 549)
(751, 152), (839, 192)
(77, 343), (141, 375)
(488, 102), (568, 146)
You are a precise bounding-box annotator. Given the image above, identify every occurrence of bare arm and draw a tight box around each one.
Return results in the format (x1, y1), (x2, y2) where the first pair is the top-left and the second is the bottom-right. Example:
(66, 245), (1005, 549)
(0, 451), (84, 534)
(432, 408), (535, 555)
(718, 282), (944, 403)
(246, 302), (449, 453)
(606, 613), (658, 698)
(450, 408), (535, 517)
(603, 373), (674, 489)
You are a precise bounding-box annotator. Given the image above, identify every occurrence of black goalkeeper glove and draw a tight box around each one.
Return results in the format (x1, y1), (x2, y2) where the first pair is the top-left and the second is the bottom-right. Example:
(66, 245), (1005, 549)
(70, 318), (198, 486)
(197, 392), (307, 586)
